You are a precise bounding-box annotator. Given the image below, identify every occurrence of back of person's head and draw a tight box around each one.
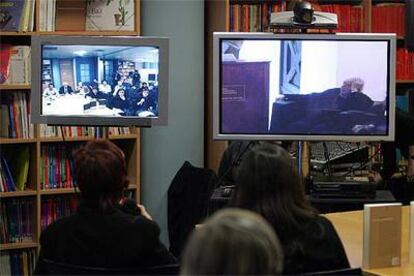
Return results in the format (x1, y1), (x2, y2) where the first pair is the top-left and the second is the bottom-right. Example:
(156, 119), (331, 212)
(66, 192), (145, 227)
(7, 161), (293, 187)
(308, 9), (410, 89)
(73, 140), (127, 209)
(180, 208), (283, 275)
(230, 143), (316, 240)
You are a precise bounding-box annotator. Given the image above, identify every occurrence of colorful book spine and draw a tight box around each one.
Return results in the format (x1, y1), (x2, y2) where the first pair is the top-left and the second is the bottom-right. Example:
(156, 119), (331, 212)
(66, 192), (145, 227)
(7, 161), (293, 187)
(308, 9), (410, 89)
(0, 249), (37, 276)
(40, 196), (79, 230)
(0, 199), (34, 244)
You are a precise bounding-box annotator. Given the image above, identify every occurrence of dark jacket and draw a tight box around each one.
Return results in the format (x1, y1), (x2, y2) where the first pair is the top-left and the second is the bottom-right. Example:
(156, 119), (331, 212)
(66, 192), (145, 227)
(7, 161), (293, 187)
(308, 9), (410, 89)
(167, 161), (218, 258)
(58, 85), (73, 95)
(34, 202), (175, 274)
(282, 215), (350, 274)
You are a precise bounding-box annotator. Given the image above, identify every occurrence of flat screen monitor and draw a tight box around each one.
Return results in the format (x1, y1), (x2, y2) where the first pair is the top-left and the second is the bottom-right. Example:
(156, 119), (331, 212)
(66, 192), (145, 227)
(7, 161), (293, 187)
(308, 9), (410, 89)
(213, 32), (396, 141)
(31, 36), (169, 126)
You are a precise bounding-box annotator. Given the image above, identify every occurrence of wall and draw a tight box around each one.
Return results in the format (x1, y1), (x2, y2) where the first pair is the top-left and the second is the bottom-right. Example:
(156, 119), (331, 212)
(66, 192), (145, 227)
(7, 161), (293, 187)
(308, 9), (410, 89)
(141, 0), (205, 245)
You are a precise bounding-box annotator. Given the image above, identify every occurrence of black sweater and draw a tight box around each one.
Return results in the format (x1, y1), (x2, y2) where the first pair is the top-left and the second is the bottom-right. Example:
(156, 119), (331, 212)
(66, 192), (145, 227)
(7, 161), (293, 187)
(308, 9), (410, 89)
(34, 203), (175, 274)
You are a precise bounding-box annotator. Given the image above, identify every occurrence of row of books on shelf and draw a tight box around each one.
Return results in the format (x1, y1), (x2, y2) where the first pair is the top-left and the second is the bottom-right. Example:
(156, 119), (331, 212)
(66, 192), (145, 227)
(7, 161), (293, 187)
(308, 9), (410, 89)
(0, 199), (35, 244)
(319, 4), (364, 32)
(0, 148), (30, 193)
(39, 125), (131, 138)
(0, 45), (31, 85)
(0, 249), (36, 276)
(0, 92), (34, 139)
(371, 3), (405, 36)
(41, 196), (78, 231)
(229, 3), (284, 32)
(396, 48), (414, 80)
(40, 145), (78, 190)
(0, 1), (35, 32)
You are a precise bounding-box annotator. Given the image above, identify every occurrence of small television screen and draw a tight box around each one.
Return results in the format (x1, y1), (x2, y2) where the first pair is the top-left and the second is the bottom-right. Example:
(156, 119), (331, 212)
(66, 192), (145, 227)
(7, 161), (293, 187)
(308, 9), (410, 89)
(31, 36), (169, 126)
(213, 32), (396, 141)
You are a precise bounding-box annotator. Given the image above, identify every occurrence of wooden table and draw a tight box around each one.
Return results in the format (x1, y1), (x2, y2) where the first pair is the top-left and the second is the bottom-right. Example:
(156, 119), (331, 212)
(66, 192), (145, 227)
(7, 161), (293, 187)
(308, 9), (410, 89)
(325, 206), (412, 275)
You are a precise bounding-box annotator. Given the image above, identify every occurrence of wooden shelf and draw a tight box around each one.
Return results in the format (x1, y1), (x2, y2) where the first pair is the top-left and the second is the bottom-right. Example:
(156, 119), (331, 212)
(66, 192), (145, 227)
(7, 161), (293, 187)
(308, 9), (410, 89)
(0, 190), (37, 198)
(0, 32), (36, 36)
(36, 31), (139, 36)
(41, 188), (79, 195)
(39, 136), (96, 143)
(0, 31), (138, 36)
(397, 80), (414, 84)
(0, 84), (31, 90)
(108, 134), (138, 140)
(0, 242), (38, 251)
(0, 138), (37, 144)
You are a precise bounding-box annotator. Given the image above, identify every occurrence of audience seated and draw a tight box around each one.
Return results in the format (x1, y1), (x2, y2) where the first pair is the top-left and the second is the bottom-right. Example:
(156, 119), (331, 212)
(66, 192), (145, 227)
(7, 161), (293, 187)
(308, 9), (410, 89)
(229, 143), (350, 274)
(180, 208), (283, 275)
(34, 140), (175, 274)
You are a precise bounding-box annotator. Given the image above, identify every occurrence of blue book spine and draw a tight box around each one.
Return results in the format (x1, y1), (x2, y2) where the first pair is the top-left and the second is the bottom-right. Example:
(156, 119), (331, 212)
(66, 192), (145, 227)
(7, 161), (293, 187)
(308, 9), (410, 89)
(1, 155), (16, 191)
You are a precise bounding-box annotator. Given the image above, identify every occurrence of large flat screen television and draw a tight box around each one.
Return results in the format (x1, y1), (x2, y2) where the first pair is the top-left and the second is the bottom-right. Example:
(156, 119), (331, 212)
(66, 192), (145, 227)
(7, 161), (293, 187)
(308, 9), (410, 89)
(213, 32), (396, 141)
(31, 35), (169, 126)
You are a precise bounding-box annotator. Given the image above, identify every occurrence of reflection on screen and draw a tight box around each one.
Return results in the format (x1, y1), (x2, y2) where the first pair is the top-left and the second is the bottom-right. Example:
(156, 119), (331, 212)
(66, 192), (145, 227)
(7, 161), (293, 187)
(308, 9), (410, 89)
(41, 45), (159, 118)
(220, 39), (390, 136)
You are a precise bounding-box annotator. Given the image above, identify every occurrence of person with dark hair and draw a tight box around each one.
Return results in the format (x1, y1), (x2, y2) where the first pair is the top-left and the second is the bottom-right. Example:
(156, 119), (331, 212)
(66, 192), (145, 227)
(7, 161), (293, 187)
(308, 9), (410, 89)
(34, 140), (175, 274)
(180, 208), (284, 275)
(230, 143), (350, 274)
(135, 88), (156, 115)
(85, 86), (107, 100)
(131, 69), (141, 87)
(110, 88), (129, 114)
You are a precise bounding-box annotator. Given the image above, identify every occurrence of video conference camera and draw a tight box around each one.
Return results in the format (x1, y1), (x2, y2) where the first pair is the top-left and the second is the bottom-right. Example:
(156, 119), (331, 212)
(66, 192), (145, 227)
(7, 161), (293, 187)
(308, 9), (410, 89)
(271, 0), (338, 29)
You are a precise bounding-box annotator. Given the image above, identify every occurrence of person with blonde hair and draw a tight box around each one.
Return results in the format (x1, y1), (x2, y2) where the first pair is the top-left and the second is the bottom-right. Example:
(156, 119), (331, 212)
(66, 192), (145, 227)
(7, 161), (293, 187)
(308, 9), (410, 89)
(181, 208), (283, 275)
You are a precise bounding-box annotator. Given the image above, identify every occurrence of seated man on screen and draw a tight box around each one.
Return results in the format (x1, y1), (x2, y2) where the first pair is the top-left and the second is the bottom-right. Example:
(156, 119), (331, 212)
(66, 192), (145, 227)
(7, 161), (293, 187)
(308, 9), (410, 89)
(99, 80), (112, 94)
(85, 87), (107, 100)
(43, 83), (58, 99)
(335, 77), (386, 134)
(58, 82), (74, 95)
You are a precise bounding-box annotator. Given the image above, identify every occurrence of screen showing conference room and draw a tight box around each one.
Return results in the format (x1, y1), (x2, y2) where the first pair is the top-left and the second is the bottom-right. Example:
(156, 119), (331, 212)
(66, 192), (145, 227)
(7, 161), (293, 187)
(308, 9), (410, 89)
(41, 45), (159, 118)
(220, 38), (390, 136)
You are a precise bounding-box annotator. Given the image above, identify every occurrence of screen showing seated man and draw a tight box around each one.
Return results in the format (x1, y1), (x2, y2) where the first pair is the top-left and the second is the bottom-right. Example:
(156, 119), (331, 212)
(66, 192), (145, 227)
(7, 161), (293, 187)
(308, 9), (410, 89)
(41, 45), (160, 118)
(220, 39), (390, 136)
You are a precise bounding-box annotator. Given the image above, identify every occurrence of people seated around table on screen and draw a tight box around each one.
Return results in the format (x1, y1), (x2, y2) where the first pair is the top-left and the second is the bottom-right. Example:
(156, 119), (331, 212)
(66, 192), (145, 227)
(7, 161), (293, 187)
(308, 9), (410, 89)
(111, 89), (129, 114)
(135, 87), (156, 115)
(34, 140), (176, 274)
(43, 83), (58, 98)
(99, 80), (112, 94)
(58, 82), (74, 95)
(180, 208), (284, 275)
(229, 143), (350, 274)
(85, 86), (107, 100)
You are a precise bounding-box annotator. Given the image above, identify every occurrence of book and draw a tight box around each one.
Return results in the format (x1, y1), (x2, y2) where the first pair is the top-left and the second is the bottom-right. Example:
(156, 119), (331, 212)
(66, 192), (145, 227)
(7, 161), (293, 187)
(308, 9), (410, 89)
(363, 203), (402, 269)
(0, 0), (25, 31)
(86, 0), (135, 31)
(55, 0), (86, 31)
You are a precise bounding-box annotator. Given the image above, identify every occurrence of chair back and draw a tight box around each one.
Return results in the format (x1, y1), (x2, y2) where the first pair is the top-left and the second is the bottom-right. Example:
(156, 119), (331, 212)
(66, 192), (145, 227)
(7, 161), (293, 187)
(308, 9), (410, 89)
(38, 258), (179, 275)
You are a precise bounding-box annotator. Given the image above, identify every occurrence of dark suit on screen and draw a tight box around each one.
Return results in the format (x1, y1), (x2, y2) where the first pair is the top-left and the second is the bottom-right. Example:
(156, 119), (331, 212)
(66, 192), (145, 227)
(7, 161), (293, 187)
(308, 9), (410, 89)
(58, 85), (73, 95)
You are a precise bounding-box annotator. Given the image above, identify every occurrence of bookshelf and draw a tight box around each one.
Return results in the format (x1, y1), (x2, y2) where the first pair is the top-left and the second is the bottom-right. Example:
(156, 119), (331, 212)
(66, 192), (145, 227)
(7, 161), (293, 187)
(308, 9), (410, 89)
(0, 0), (142, 273)
(205, 0), (414, 171)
